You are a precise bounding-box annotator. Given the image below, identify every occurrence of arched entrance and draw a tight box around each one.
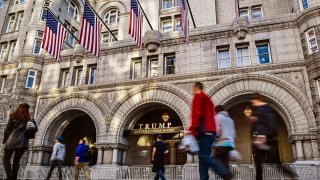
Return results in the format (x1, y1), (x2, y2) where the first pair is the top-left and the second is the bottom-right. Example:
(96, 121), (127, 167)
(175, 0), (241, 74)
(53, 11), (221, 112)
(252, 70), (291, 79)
(223, 95), (294, 163)
(42, 109), (98, 166)
(123, 103), (186, 165)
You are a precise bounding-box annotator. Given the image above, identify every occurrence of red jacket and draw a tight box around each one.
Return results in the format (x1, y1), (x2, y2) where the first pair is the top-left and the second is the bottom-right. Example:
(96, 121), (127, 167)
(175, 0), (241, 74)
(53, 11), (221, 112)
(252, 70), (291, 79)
(189, 91), (217, 137)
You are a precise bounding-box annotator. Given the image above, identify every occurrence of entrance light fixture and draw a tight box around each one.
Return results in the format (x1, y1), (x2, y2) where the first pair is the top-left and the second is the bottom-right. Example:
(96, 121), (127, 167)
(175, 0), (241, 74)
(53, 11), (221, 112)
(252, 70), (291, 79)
(244, 106), (252, 117)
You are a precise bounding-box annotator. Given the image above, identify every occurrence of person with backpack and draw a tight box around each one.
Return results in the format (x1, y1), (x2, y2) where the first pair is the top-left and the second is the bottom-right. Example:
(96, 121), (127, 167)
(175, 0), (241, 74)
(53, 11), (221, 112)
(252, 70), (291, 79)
(152, 135), (169, 180)
(213, 105), (236, 169)
(74, 139), (91, 180)
(2, 103), (32, 180)
(188, 82), (233, 180)
(46, 136), (65, 180)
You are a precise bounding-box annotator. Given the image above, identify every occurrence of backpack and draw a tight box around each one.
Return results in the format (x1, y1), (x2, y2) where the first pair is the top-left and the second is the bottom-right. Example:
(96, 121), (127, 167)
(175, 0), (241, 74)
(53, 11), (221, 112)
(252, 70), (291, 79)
(25, 119), (38, 139)
(82, 148), (91, 162)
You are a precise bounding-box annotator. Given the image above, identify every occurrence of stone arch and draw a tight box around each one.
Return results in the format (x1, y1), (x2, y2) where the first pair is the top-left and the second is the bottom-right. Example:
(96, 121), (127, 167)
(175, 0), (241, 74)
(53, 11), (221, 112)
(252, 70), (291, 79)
(34, 96), (108, 146)
(206, 74), (317, 134)
(107, 84), (192, 143)
(97, 0), (128, 15)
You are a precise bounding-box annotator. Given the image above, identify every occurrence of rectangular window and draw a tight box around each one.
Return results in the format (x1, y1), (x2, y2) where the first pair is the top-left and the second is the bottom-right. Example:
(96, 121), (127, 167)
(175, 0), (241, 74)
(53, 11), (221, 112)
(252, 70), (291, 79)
(256, 43), (271, 64)
(60, 69), (69, 88)
(252, 6), (263, 19)
(164, 54), (176, 75)
(306, 28), (319, 54)
(239, 8), (249, 20)
(132, 59), (142, 79)
(0, 76), (6, 93)
(14, 0), (25, 5)
(72, 67), (83, 86)
(6, 14), (16, 33)
(67, 28), (77, 47)
(41, 9), (47, 21)
(7, 41), (16, 61)
(15, 12), (23, 31)
(88, 65), (97, 85)
(175, 17), (182, 31)
(299, 0), (308, 10)
(33, 40), (42, 54)
(237, 46), (250, 67)
(175, 0), (180, 7)
(25, 69), (37, 89)
(101, 31), (118, 43)
(0, 0), (4, 9)
(217, 49), (231, 69)
(0, 43), (8, 62)
(162, 19), (172, 32)
(162, 0), (173, 9)
(36, 30), (44, 38)
(148, 57), (158, 77)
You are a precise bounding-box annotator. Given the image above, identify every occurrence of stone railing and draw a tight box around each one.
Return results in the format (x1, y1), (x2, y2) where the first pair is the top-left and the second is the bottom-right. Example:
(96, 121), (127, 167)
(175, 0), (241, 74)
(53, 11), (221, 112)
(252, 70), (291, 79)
(0, 164), (319, 179)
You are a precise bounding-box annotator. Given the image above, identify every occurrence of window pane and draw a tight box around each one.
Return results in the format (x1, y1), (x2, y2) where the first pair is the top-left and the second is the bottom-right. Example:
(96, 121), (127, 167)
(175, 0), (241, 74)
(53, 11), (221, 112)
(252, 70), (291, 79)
(27, 77), (34, 88)
(166, 56), (175, 74)
(175, 18), (182, 31)
(307, 29), (319, 54)
(257, 45), (268, 55)
(29, 70), (35, 76)
(33, 40), (41, 54)
(0, 77), (5, 93)
(41, 9), (47, 21)
(162, 20), (172, 32)
(0, 44), (8, 62)
(302, 0), (308, 9)
(237, 47), (250, 67)
(90, 67), (97, 84)
(239, 9), (249, 20)
(133, 61), (142, 78)
(252, 7), (262, 19)
(257, 44), (270, 64)
(163, 0), (172, 9)
(150, 60), (158, 77)
(0, 0), (3, 8)
(218, 50), (230, 69)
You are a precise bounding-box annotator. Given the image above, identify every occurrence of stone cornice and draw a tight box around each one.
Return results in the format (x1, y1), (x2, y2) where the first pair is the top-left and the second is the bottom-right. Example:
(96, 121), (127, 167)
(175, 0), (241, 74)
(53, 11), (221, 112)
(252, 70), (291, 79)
(97, 143), (129, 150)
(38, 61), (305, 95)
(288, 133), (318, 143)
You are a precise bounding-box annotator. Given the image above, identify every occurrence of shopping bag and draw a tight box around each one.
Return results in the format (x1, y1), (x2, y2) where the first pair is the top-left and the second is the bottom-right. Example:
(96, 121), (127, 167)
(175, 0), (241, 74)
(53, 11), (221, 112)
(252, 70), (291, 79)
(229, 150), (242, 161)
(179, 134), (199, 155)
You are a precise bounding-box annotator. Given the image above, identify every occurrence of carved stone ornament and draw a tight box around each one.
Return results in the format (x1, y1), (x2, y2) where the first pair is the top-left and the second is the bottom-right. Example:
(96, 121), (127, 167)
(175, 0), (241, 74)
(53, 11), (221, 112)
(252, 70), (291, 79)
(73, 44), (85, 63)
(144, 30), (162, 53)
(232, 17), (249, 40)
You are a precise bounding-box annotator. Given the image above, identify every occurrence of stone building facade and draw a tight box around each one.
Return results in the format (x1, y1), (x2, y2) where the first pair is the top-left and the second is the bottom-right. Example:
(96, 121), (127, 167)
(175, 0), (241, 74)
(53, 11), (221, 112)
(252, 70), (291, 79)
(0, 0), (320, 167)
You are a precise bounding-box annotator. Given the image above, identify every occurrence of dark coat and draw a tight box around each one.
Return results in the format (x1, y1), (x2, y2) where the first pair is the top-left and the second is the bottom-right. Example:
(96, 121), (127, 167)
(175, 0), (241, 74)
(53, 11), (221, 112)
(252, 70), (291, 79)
(251, 105), (277, 137)
(152, 141), (167, 173)
(3, 119), (29, 150)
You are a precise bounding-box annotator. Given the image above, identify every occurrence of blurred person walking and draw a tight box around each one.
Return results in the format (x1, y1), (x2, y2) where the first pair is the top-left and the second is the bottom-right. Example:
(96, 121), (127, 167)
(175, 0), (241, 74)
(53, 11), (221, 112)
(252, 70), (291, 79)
(152, 135), (169, 180)
(74, 139), (91, 180)
(189, 82), (232, 180)
(249, 93), (296, 180)
(2, 103), (32, 180)
(213, 105), (236, 169)
(46, 136), (65, 180)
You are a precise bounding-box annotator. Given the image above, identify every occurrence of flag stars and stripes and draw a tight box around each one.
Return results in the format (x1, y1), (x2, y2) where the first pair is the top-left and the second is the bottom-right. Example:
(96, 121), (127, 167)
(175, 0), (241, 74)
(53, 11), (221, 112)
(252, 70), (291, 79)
(129, 0), (143, 49)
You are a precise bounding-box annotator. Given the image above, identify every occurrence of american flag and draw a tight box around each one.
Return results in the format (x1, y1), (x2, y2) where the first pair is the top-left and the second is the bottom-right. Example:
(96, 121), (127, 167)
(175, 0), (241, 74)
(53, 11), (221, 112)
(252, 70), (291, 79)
(79, 2), (102, 58)
(41, 10), (66, 61)
(129, 0), (143, 49)
(180, 0), (189, 42)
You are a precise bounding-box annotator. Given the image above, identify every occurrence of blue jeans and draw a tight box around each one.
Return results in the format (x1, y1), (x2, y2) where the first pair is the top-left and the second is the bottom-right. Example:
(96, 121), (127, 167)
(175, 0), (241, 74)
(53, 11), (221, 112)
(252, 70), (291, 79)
(154, 170), (166, 180)
(197, 134), (230, 180)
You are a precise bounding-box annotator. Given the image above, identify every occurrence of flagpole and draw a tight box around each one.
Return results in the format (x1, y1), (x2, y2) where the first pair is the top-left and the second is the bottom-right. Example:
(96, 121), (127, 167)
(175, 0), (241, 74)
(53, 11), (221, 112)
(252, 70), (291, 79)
(136, 0), (154, 30)
(84, 0), (118, 41)
(44, 7), (80, 42)
(185, 0), (196, 28)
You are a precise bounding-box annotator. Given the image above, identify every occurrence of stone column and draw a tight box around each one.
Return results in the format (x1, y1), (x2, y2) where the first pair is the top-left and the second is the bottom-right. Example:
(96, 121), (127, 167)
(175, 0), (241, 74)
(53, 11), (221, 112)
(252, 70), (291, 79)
(37, 150), (44, 165)
(169, 143), (176, 165)
(303, 141), (313, 160)
(295, 141), (304, 160)
(112, 148), (119, 165)
(311, 140), (320, 160)
(122, 151), (127, 165)
(96, 146), (104, 165)
(187, 154), (194, 164)
(291, 144), (297, 160)
(103, 148), (113, 164)
(27, 150), (33, 165)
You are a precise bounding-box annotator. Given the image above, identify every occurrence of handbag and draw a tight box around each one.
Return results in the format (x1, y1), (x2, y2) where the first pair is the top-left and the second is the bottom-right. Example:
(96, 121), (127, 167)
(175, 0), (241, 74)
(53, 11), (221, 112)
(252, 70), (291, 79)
(25, 119), (38, 139)
(229, 150), (242, 161)
(179, 134), (199, 155)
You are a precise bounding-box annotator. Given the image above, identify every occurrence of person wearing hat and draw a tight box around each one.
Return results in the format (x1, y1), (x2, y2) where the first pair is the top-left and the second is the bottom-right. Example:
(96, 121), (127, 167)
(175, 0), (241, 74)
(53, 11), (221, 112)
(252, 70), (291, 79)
(46, 136), (65, 180)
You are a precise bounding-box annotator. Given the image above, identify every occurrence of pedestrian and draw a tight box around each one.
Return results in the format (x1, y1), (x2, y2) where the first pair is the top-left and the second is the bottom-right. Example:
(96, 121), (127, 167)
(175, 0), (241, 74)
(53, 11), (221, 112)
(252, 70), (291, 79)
(74, 139), (91, 180)
(152, 135), (169, 180)
(46, 136), (65, 180)
(188, 82), (233, 180)
(2, 103), (31, 180)
(213, 105), (236, 169)
(249, 93), (296, 180)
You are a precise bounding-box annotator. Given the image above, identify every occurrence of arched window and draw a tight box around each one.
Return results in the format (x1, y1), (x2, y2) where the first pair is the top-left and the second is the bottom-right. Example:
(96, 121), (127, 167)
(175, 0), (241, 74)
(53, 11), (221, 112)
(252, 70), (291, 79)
(104, 9), (119, 24)
(67, 1), (79, 21)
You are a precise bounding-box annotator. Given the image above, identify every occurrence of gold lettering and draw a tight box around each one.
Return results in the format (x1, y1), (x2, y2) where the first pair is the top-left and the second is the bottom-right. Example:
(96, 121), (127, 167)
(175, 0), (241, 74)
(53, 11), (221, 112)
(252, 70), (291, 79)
(145, 124), (150, 129)
(159, 123), (165, 128)
(167, 122), (172, 128)
(139, 124), (143, 129)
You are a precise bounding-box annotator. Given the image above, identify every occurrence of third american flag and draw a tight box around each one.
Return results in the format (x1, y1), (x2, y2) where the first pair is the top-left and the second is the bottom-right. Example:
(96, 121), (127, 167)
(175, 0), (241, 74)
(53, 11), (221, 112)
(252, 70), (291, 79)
(79, 2), (102, 58)
(129, 0), (143, 49)
(180, 0), (189, 42)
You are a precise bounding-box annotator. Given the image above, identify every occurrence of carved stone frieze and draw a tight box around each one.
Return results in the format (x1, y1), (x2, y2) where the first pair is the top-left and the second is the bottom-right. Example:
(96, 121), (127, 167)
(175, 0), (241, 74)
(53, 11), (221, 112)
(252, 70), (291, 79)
(288, 134), (318, 143)
(102, 143), (129, 150)
(232, 17), (249, 40)
(144, 30), (162, 53)
(273, 71), (307, 97)
(160, 7), (180, 16)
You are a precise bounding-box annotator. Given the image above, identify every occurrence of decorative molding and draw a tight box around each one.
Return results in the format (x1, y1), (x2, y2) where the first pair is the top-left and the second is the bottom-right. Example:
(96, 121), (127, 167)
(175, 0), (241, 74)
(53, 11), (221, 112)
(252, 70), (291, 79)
(289, 134), (318, 143)
(160, 7), (180, 16)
